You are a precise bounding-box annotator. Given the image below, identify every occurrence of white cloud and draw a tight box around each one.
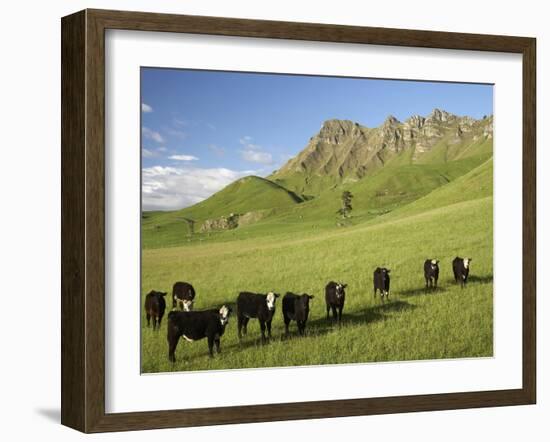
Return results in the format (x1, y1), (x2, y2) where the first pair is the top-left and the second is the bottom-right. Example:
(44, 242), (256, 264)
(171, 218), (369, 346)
(142, 166), (253, 211)
(208, 144), (225, 157)
(239, 136), (261, 150)
(142, 127), (164, 143)
(164, 128), (187, 140)
(238, 135), (273, 164)
(240, 149), (273, 165)
(141, 103), (153, 113)
(172, 117), (189, 127)
(169, 154), (199, 161)
(142, 148), (154, 158)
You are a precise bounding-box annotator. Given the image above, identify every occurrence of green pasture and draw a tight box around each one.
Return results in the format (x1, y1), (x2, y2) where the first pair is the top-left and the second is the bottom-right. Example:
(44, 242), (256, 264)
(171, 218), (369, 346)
(141, 160), (493, 372)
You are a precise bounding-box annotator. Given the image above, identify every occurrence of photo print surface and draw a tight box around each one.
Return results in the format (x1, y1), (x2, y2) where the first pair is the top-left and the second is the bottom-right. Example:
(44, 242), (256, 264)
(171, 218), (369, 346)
(140, 68), (493, 373)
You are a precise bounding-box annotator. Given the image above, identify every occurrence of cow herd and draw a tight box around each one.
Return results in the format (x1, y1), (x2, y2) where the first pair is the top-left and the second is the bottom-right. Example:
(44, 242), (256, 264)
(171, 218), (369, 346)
(144, 256), (473, 362)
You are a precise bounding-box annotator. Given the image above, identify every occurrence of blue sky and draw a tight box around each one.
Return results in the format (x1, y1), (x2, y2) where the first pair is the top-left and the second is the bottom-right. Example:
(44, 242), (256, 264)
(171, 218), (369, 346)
(141, 68), (493, 211)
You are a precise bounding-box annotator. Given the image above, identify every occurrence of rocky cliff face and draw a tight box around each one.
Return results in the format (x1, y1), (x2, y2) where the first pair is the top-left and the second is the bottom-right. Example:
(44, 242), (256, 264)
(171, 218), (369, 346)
(271, 110), (493, 187)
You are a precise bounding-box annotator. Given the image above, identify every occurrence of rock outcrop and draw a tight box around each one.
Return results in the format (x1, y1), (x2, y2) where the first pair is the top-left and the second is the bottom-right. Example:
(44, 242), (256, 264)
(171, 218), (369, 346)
(270, 109), (493, 192)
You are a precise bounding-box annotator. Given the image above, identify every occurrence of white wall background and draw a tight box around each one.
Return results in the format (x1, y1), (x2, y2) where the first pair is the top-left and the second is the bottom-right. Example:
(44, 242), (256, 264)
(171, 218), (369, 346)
(0, 0), (546, 440)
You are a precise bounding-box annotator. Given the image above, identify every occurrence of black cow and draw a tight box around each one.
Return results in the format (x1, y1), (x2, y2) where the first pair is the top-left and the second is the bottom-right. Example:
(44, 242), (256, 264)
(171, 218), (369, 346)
(236, 291), (280, 342)
(166, 305), (231, 362)
(452, 257), (472, 288)
(172, 281), (196, 311)
(325, 281), (347, 323)
(373, 268), (391, 300)
(282, 292), (314, 336)
(424, 259), (440, 289)
(144, 290), (167, 330)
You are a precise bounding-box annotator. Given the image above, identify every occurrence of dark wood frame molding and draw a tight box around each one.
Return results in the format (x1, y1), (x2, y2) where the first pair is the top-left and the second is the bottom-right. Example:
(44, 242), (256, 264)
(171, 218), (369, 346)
(61, 9), (536, 433)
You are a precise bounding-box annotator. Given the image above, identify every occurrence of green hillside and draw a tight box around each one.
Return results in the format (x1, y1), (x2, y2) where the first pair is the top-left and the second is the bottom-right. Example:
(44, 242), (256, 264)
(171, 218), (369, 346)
(142, 111), (493, 250)
(142, 175), (302, 248)
(177, 175), (302, 219)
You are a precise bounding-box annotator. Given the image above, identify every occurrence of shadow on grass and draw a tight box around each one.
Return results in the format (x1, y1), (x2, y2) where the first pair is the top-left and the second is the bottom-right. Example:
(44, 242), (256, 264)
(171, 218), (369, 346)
(468, 274), (493, 284)
(168, 300), (417, 365)
(284, 300), (416, 340)
(400, 273), (494, 296)
(399, 286), (448, 297)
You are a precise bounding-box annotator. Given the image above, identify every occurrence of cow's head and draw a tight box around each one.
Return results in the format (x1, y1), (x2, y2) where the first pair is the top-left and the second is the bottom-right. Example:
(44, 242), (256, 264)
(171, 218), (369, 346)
(182, 299), (194, 312)
(463, 258), (472, 269)
(149, 290), (167, 299)
(218, 305), (232, 326)
(266, 292), (280, 311)
(298, 293), (314, 308)
(336, 283), (347, 299)
(430, 259), (439, 270)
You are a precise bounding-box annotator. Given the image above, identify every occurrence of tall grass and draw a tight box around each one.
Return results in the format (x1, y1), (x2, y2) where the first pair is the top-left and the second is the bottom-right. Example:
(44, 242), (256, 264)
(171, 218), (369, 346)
(141, 195), (493, 373)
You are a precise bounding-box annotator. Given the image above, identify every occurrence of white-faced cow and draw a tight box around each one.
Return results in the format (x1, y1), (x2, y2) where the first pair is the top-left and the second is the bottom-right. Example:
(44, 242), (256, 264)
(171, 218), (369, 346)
(452, 257), (472, 288)
(172, 281), (196, 311)
(236, 291), (280, 342)
(166, 305), (231, 362)
(373, 268), (391, 300)
(325, 281), (347, 323)
(424, 259), (440, 289)
(282, 292), (314, 336)
(144, 290), (167, 331)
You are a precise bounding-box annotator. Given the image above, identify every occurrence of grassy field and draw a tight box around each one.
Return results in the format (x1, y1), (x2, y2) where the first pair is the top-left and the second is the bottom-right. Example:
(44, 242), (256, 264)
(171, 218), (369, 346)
(141, 159), (493, 372)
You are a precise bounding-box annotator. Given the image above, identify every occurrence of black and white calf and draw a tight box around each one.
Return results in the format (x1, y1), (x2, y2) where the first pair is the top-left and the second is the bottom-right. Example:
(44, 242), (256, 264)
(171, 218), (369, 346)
(424, 259), (440, 289)
(236, 291), (280, 342)
(452, 257), (472, 288)
(282, 292), (314, 336)
(373, 267), (391, 300)
(325, 281), (347, 323)
(144, 290), (167, 331)
(166, 305), (231, 362)
(172, 281), (196, 311)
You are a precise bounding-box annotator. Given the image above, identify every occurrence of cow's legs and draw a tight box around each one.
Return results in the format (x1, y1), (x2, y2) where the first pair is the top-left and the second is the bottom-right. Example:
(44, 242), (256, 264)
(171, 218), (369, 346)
(207, 335), (215, 358)
(167, 334), (180, 363)
(298, 321), (305, 335)
(242, 317), (249, 335)
(156, 316), (162, 331)
(284, 316), (290, 335)
(337, 305), (343, 322)
(215, 338), (221, 354)
(237, 315), (244, 339)
(266, 319), (272, 338)
(146, 313), (151, 327)
(259, 320), (267, 343)
(331, 305), (338, 322)
(326, 304), (330, 320)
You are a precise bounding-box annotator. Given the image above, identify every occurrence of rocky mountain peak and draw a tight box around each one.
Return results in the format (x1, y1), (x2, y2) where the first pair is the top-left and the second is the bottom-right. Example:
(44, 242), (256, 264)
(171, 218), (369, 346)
(405, 114), (425, 129)
(271, 110), (492, 187)
(383, 115), (400, 126)
(317, 119), (367, 144)
(426, 108), (455, 123)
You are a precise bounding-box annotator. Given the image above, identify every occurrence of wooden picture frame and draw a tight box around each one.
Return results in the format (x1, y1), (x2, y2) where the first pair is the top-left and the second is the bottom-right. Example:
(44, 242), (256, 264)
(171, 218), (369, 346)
(61, 8), (536, 433)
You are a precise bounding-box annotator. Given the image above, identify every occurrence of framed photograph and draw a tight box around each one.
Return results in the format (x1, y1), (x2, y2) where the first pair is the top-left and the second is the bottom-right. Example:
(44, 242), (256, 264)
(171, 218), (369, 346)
(61, 9), (536, 433)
